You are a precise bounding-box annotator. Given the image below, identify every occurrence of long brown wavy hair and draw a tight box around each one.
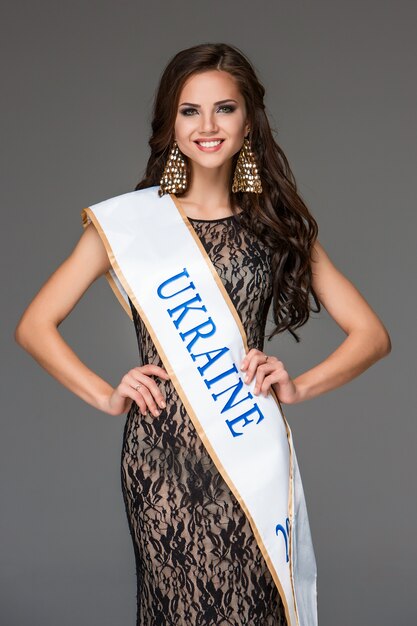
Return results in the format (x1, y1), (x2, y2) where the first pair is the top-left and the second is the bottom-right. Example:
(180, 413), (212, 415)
(135, 42), (321, 342)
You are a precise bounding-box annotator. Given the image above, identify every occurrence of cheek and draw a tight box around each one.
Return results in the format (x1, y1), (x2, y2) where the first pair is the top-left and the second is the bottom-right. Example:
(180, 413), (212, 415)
(174, 115), (194, 137)
(174, 119), (182, 140)
(224, 115), (247, 137)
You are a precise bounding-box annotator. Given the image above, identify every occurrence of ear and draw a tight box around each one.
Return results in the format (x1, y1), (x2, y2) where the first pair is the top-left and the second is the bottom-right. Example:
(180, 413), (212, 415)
(245, 122), (251, 138)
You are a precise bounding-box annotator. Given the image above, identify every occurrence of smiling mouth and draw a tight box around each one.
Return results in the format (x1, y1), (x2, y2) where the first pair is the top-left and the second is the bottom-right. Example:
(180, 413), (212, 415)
(194, 139), (225, 147)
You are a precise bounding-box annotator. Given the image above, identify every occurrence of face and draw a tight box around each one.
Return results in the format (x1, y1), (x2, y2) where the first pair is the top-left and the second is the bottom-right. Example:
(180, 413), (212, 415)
(174, 70), (250, 170)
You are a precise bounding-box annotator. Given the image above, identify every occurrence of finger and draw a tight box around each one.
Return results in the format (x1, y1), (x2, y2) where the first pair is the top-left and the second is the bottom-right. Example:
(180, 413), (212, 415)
(240, 348), (261, 371)
(261, 369), (290, 397)
(253, 363), (276, 395)
(134, 375), (167, 410)
(242, 355), (262, 384)
(128, 368), (168, 410)
(118, 381), (147, 415)
(121, 371), (159, 416)
(243, 353), (270, 385)
(135, 364), (170, 380)
(135, 384), (161, 418)
(126, 374), (164, 417)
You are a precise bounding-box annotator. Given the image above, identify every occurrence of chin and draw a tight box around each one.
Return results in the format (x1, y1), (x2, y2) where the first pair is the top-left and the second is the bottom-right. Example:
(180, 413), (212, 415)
(191, 152), (234, 165)
(194, 161), (231, 171)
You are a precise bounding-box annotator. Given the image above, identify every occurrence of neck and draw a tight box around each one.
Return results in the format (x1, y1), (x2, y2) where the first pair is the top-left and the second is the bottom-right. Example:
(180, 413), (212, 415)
(181, 160), (234, 213)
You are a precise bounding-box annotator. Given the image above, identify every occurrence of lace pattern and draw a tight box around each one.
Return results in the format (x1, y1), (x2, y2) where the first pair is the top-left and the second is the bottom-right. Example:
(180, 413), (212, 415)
(120, 214), (288, 625)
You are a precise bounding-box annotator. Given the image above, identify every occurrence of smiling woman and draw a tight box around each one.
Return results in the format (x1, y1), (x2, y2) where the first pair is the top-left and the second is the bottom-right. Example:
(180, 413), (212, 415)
(15, 41), (391, 626)
(173, 71), (250, 191)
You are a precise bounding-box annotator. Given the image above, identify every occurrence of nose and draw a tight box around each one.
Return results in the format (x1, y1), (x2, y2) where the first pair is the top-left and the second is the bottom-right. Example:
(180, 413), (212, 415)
(199, 111), (218, 133)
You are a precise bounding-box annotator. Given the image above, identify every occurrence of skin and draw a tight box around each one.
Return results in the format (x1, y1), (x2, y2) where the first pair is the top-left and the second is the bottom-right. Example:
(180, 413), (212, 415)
(14, 69), (391, 418)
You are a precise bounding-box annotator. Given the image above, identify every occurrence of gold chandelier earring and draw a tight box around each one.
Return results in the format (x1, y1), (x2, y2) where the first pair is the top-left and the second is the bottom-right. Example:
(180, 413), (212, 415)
(158, 140), (188, 197)
(232, 135), (262, 194)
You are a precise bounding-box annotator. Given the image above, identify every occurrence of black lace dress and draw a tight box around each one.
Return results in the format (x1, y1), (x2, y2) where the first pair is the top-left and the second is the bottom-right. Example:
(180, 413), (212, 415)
(120, 213), (288, 626)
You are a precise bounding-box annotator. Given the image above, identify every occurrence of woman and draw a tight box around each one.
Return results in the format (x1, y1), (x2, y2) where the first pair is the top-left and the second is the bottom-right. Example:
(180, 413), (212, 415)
(15, 43), (391, 626)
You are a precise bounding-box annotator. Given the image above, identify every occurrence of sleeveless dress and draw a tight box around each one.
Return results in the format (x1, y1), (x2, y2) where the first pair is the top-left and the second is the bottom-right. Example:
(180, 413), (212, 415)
(120, 212), (288, 626)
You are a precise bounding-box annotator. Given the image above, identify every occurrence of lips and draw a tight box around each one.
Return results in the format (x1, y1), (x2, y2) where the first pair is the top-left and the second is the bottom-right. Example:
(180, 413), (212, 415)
(194, 139), (224, 146)
(193, 139), (225, 153)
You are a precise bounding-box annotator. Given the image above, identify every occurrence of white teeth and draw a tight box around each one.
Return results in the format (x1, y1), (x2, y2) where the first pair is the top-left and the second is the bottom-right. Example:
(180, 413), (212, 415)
(197, 140), (222, 147)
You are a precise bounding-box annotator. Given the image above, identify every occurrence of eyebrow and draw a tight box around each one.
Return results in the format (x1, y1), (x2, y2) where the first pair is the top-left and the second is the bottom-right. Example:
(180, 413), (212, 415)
(178, 99), (238, 107)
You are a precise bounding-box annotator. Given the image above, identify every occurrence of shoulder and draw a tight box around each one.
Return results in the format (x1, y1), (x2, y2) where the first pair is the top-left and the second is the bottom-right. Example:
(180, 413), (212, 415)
(87, 185), (160, 214)
(81, 185), (162, 231)
(310, 238), (359, 311)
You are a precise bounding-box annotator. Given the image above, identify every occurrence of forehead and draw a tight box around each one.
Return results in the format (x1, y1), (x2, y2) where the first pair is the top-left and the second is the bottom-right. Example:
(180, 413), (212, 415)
(178, 70), (243, 103)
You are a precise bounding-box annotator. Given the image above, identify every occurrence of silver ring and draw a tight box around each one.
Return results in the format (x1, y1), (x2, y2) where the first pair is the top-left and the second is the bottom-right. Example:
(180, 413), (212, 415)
(135, 383), (142, 392)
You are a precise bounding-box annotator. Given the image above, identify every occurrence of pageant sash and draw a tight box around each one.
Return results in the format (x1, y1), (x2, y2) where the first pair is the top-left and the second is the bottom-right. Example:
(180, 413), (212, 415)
(80, 185), (318, 626)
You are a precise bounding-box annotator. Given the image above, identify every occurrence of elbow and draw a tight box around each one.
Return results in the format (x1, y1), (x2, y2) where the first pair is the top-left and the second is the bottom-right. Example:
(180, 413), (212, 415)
(15, 315), (58, 351)
(382, 330), (392, 357)
(14, 320), (30, 350)
(374, 326), (392, 359)
(352, 322), (392, 362)
(14, 314), (39, 351)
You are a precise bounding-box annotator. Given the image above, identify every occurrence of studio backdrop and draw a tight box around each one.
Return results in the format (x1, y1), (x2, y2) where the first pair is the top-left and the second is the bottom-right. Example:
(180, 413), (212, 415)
(2, 2), (416, 625)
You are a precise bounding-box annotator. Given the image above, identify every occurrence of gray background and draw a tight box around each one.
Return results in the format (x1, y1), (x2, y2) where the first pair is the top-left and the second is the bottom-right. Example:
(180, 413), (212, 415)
(2, 1), (416, 624)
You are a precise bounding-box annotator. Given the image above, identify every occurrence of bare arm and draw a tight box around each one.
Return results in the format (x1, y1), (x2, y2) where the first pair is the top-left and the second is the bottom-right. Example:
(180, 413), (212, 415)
(241, 239), (392, 404)
(289, 240), (392, 402)
(14, 223), (169, 416)
(15, 224), (115, 411)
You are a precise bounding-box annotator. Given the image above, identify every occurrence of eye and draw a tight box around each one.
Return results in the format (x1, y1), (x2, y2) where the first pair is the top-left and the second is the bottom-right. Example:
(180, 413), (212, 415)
(217, 105), (236, 113)
(180, 107), (197, 116)
(179, 104), (236, 116)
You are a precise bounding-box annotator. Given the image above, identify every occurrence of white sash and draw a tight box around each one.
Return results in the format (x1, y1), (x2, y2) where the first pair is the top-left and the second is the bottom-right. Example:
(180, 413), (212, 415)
(81, 185), (318, 625)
